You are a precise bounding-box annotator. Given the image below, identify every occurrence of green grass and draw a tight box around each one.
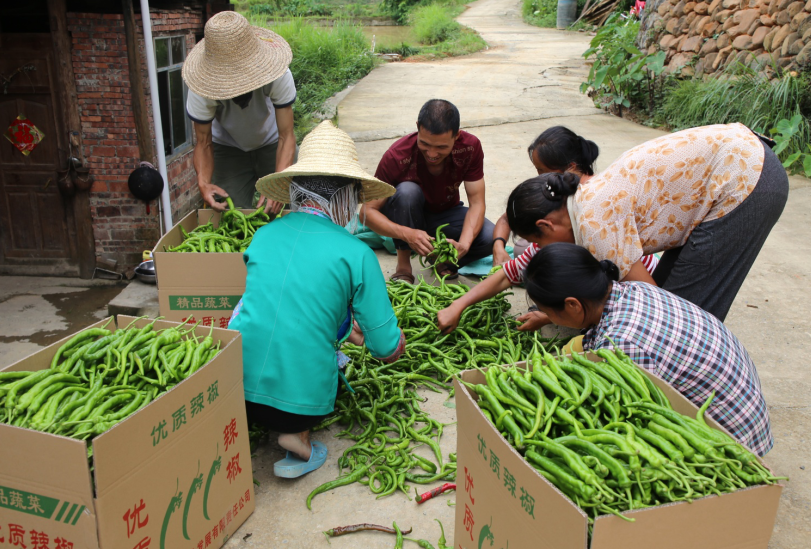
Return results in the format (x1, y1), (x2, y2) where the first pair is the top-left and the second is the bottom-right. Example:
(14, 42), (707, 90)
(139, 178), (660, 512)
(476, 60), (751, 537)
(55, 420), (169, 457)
(522, 0), (597, 29)
(417, 26), (486, 57)
(522, 0), (557, 27)
(660, 65), (811, 160)
(411, 4), (459, 44)
(236, 0), (384, 19)
(245, 17), (378, 138)
(405, 2), (486, 57)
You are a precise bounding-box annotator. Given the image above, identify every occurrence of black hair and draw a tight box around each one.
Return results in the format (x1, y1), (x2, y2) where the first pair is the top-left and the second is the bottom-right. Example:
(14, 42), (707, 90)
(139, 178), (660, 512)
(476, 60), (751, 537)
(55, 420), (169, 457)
(506, 172), (580, 237)
(525, 243), (619, 311)
(527, 126), (600, 176)
(417, 99), (460, 135)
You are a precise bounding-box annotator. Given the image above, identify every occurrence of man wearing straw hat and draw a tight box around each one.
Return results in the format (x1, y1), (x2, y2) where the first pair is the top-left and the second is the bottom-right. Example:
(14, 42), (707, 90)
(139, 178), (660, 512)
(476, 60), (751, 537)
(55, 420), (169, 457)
(360, 99), (495, 283)
(183, 11), (296, 214)
(228, 121), (405, 477)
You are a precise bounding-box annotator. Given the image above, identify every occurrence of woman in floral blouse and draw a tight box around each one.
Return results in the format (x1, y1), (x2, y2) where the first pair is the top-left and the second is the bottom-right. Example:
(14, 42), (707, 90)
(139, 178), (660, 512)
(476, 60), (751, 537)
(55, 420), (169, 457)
(437, 123), (788, 332)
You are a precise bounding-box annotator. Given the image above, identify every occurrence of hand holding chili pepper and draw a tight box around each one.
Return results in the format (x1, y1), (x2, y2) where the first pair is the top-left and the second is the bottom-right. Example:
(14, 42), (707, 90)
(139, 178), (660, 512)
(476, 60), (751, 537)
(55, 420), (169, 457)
(447, 238), (469, 260)
(437, 305), (463, 335)
(516, 310), (552, 332)
(404, 228), (435, 257)
(347, 321), (365, 346)
(202, 186), (230, 212)
(256, 195), (283, 216)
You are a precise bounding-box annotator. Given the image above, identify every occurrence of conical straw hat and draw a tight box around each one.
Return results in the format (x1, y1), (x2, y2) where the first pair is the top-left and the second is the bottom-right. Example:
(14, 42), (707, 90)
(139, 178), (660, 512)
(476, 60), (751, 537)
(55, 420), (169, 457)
(182, 12), (292, 101)
(256, 121), (395, 203)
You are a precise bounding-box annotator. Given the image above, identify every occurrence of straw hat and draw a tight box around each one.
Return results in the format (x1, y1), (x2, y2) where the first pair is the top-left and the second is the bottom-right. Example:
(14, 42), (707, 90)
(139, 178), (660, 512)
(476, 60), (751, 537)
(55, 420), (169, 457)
(182, 12), (292, 100)
(256, 121), (395, 203)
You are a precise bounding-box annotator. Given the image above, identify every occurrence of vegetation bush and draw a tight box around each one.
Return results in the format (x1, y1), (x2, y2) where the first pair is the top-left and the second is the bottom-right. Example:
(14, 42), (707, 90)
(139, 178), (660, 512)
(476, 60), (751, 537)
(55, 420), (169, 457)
(411, 4), (460, 44)
(237, 0), (383, 19)
(257, 19), (377, 138)
(579, 14), (811, 175)
(418, 26), (486, 57)
(381, 0), (424, 23)
(248, 0), (333, 16)
(659, 67), (811, 169)
(522, 0), (590, 28)
(771, 115), (811, 177)
(376, 41), (422, 57)
(580, 14), (666, 117)
(522, 0), (557, 27)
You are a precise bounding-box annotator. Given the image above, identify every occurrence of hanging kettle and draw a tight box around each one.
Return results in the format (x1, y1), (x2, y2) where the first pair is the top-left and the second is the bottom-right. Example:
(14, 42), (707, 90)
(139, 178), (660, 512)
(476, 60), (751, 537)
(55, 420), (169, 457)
(128, 161), (164, 214)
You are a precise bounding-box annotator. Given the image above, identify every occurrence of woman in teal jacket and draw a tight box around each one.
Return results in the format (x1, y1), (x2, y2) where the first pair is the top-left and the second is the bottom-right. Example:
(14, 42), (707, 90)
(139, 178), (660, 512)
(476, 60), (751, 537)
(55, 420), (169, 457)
(230, 121), (405, 478)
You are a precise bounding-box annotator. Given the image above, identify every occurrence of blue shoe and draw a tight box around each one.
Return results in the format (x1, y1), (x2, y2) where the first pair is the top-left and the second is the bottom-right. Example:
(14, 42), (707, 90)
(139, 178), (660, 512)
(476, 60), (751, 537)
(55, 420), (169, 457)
(274, 441), (328, 478)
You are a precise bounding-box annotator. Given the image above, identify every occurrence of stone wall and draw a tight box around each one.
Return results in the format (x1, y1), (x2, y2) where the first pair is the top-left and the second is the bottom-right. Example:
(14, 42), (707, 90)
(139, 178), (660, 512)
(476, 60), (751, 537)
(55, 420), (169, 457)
(641, 0), (811, 75)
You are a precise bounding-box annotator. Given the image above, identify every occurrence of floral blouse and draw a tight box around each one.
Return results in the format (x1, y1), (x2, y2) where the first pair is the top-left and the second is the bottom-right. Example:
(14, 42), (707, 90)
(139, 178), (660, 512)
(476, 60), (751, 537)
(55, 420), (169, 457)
(570, 123), (765, 277)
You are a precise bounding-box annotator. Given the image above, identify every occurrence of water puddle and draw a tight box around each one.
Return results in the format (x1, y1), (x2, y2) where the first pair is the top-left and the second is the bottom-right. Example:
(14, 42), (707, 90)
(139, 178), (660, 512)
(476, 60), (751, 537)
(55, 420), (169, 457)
(0, 284), (126, 348)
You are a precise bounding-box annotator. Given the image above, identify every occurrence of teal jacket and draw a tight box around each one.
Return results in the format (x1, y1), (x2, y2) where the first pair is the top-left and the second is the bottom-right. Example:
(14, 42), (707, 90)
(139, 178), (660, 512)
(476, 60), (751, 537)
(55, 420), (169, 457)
(230, 212), (401, 415)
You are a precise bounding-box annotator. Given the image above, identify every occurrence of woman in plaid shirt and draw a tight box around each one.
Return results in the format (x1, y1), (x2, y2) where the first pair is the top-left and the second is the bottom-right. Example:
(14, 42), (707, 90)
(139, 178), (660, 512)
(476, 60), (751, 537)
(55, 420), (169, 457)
(524, 242), (773, 456)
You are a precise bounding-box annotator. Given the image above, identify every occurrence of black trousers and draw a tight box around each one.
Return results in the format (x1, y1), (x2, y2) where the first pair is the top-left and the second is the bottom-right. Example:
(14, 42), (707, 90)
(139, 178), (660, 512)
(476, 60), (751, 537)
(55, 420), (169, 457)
(653, 142), (789, 321)
(380, 181), (495, 267)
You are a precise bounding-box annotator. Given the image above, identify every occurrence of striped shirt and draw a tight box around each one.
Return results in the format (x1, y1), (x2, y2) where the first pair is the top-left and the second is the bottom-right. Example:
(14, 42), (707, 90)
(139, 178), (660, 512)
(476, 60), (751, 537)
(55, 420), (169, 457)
(582, 282), (773, 456)
(503, 244), (658, 284)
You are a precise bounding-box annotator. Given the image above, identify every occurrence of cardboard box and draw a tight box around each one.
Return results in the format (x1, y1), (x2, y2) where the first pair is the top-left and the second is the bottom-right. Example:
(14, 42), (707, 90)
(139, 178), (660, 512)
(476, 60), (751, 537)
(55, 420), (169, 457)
(152, 209), (254, 324)
(453, 361), (783, 549)
(0, 317), (254, 549)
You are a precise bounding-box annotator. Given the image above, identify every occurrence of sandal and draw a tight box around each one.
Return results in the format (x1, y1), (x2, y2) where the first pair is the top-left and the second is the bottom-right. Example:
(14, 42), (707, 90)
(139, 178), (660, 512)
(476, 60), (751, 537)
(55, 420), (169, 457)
(435, 263), (459, 281)
(274, 441), (328, 478)
(390, 271), (415, 284)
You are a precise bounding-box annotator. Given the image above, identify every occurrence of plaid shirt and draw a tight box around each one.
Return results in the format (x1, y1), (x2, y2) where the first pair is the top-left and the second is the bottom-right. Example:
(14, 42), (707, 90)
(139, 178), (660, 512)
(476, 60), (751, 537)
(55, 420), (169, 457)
(582, 282), (773, 456)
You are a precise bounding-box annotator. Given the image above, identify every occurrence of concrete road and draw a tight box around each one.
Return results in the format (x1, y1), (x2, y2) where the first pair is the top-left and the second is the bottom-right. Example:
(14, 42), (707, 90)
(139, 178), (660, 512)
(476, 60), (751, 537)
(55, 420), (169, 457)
(229, 0), (811, 547)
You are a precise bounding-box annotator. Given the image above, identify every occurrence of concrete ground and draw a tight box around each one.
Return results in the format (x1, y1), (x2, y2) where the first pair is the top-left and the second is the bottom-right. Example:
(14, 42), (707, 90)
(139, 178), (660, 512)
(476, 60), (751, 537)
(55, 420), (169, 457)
(226, 0), (811, 547)
(0, 277), (126, 366)
(1, 0), (808, 546)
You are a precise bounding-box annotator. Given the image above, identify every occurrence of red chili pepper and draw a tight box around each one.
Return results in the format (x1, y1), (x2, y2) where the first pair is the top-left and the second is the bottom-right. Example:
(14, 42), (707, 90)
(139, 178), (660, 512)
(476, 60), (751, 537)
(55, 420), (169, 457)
(416, 483), (456, 504)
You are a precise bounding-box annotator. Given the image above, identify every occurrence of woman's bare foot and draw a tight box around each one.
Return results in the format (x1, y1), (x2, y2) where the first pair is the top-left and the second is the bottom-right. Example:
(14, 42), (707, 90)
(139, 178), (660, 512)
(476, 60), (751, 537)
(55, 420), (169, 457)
(278, 431), (311, 460)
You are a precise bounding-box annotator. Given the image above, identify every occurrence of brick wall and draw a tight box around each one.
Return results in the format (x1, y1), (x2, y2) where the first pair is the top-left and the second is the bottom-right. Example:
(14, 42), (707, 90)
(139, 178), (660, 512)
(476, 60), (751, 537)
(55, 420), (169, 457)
(67, 9), (204, 269)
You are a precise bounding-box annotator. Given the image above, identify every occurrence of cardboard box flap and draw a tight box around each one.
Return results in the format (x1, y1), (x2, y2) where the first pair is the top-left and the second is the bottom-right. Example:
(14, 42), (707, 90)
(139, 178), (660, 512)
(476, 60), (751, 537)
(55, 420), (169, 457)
(91, 321), (243, 497)
(456, 373), (589, 549)
(591, 484), (782, 549)
(0, 424), (95, 517)
(93, 352), (253, 549)
(155, 255), (247, 290)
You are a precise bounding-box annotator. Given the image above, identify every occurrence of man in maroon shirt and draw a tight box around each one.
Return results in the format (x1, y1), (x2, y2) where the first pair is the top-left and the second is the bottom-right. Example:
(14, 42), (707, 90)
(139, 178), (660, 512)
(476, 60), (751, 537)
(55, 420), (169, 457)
(360, 99), (494, 282)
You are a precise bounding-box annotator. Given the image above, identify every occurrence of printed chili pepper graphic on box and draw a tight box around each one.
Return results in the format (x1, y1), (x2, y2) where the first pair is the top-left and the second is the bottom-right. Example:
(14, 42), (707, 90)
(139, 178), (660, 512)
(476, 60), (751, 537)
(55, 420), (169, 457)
(154, 209), (287, 323)
(0, 316), (253, 549)
(453, 365), (783, 549)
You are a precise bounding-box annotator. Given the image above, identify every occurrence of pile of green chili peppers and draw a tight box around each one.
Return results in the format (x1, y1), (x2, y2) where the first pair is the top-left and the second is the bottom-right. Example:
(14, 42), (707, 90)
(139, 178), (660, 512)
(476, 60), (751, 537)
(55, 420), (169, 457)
(305, 278), (566, 509)
(0, 317), (221, 440)
(166, 198), (272, 253)
(467, 344), (787, 528)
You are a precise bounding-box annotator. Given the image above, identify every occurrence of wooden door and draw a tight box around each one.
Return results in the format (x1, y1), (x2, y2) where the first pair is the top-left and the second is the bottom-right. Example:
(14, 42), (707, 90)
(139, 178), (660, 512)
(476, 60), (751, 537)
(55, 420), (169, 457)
(0, 34), (81, 276)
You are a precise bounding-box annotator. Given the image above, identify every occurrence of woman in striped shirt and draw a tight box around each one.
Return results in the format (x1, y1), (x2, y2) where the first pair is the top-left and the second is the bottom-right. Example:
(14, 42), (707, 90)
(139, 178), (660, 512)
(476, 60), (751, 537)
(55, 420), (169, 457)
(520, 242), (772, 456)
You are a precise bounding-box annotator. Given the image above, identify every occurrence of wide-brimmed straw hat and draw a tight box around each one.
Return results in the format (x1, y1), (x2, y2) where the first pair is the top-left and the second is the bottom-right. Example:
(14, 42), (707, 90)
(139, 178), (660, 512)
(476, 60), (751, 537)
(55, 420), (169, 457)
(182, 12), (292, 100)
(256, 121), (395, 203)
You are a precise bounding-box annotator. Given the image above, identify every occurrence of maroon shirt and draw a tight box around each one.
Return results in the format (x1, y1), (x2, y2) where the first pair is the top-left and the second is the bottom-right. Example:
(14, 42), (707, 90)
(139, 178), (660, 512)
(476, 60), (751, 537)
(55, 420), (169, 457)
(374, 131), (485, 213)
